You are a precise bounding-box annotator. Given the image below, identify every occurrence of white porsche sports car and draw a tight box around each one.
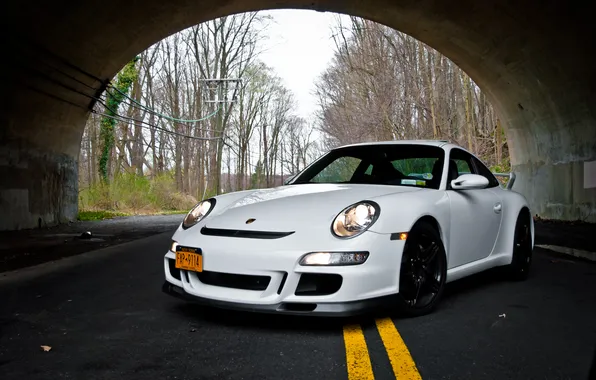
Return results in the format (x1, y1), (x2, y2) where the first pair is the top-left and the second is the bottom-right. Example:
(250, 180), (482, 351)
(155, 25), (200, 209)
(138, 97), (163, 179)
(163, 140), (534, 317)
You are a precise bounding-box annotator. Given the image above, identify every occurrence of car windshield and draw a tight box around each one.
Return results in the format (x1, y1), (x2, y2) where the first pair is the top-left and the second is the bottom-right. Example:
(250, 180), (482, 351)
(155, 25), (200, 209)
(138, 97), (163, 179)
(291, 144), (445, 189)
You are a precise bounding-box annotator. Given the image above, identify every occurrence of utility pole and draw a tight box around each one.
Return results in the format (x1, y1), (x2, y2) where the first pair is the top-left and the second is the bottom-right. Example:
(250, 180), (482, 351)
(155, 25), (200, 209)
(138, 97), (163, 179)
(262, 123), (268, 188)
(198, 78), (242, 107)
(198, 78), (242, 196)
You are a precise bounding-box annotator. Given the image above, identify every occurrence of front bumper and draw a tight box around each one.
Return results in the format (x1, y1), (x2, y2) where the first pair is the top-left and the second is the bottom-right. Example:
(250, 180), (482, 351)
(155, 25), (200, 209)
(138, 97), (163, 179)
(162, 281), (398, 316)
(163, 227), (405, 316)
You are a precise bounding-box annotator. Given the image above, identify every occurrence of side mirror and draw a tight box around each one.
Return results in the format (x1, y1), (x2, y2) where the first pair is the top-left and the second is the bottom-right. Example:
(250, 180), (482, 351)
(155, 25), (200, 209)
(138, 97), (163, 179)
(450, 174), (489, 190)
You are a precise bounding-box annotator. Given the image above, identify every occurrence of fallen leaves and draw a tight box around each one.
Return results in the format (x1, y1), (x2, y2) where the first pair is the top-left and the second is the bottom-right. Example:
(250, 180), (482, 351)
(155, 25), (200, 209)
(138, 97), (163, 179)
(40, 345), (52, 352)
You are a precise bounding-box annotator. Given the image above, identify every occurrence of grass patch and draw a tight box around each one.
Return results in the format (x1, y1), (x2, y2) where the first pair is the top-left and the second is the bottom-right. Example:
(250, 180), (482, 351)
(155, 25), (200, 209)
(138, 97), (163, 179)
(152, 210), (189, 215)
(78, 210), (129, 221)
(79, 172), (198, 216)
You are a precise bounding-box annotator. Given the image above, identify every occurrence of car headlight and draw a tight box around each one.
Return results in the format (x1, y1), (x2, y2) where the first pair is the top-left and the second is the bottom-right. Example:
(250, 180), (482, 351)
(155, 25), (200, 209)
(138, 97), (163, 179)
(331, 201), (380, 238)
(299, 252), (369, 266)
(182, 199), (216, 229)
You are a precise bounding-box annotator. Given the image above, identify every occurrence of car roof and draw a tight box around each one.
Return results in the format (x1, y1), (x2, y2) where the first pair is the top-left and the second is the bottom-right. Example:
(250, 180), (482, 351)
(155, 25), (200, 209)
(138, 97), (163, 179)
(336, 139), (453, 149)
(328, 140), (494, 168)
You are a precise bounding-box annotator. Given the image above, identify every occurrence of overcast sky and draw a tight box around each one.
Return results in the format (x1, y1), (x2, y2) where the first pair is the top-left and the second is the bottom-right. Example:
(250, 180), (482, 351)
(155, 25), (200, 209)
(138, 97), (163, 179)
(258, 10), (347, 122)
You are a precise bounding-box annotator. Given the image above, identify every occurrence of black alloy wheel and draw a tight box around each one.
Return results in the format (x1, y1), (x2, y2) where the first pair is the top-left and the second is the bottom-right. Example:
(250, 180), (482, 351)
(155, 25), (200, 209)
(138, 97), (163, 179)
(507, 209), (533, 281)
(397, 221), (447, 317)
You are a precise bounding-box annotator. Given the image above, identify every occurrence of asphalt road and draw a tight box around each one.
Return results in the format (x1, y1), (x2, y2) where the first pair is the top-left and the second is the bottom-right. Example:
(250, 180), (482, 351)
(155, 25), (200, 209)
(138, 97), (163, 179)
(0, 214), (186, 273)
(1, 232), (595, 380)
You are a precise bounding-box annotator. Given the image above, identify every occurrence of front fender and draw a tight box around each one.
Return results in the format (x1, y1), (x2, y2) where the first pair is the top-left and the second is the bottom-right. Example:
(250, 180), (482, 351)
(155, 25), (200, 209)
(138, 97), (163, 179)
(172, 189), (259, 234)
(369, 190), (451, 237)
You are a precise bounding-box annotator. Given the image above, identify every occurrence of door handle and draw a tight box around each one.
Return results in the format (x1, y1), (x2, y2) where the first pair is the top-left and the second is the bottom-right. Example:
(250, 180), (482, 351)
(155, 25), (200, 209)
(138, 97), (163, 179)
(493, 203), (502, 213)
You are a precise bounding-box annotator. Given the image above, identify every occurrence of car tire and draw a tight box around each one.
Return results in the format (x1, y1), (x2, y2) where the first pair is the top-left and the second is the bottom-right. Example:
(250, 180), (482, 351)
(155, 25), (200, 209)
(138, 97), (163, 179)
(396, 221), (447, 317)
(506, 209), (533, 281)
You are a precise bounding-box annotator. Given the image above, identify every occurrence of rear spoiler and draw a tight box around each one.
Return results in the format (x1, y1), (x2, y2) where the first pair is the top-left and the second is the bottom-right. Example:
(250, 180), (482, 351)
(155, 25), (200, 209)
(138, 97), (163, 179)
(492, 172), (516, 190)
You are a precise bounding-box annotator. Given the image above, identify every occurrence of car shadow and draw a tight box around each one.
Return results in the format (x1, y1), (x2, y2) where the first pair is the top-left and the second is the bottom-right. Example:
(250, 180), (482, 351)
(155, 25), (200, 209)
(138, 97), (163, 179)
(442, 267), (505, 299)
(169, 267), (510, 330)
(172, 302), (354, 332)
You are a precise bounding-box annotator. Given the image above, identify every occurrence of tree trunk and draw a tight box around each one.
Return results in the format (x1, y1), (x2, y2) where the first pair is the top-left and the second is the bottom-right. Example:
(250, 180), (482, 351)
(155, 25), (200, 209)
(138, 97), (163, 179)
(463, 75), (474, 152)
(496, 118), (503, 167)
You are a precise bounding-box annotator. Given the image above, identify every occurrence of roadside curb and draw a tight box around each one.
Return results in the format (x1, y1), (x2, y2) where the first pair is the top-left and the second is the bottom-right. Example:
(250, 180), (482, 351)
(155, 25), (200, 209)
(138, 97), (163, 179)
(536, 244), (596, 262)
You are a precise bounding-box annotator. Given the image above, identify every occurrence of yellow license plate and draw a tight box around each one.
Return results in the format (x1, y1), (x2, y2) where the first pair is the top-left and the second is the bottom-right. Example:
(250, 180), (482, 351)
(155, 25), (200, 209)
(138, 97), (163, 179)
(175, 246), (203, 272)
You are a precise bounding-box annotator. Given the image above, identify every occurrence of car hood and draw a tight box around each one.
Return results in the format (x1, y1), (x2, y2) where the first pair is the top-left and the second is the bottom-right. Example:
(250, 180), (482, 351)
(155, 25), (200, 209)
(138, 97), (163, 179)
(204, 183), (422, 232)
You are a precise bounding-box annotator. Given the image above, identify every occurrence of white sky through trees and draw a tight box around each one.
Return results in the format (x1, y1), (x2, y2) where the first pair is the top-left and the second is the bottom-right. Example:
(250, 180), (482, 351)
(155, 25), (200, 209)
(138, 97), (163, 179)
(259, 10), (348, 121)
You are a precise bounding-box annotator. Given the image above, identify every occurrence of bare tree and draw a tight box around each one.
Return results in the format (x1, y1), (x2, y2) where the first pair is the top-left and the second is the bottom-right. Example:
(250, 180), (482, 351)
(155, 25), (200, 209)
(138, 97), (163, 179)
(315, 17), (503, 168)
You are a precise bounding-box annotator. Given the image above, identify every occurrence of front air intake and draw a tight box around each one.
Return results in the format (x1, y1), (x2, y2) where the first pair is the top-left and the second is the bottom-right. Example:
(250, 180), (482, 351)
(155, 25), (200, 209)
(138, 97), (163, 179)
(197, 271), (271, 291)
(200, 226), (294, 239)
(295, 273), (343, 296)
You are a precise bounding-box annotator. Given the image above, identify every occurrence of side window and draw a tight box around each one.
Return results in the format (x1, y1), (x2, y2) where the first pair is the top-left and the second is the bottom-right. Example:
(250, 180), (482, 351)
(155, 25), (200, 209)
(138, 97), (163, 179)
(471, 157), (500, 188)
(448, 149), (473, 176)
(448, 149), (474, 183)
(453, 159), (472, 175)
(310, 156), (362, 183)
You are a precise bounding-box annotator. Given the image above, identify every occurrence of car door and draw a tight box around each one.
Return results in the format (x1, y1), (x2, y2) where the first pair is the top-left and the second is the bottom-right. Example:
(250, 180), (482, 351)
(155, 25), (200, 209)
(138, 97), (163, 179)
(446, 148), (503, 269)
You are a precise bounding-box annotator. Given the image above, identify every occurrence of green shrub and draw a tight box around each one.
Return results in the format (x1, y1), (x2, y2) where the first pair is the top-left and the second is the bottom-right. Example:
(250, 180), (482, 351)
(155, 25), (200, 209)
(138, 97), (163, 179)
(79, 182), (114, 210)
(79, 173), (197, 215)
(112, 172), (154, 211)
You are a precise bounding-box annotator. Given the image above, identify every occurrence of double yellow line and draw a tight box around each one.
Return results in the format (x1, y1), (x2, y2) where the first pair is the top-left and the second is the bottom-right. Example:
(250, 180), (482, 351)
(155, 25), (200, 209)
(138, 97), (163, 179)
(343, 317), (422, 379)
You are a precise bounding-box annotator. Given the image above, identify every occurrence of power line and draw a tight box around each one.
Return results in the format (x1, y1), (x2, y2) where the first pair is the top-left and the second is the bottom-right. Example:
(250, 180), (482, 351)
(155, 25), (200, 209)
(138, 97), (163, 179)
(98, 89), (223, 134)
(10, 50), (224, 131)
(24, 83), (91, 111)
(96, 88), (224, 140)
(13, 38), (107, 84)
(8, 47), (227, 141)
(13, 61), (224, 139)
(19, 62), (98, 105)
(106, 85), (223, 124)
(9, 47), (102, 93)
(93, 97), (223, 141)
(92, 109), (222, 142)
(33, 55), (100, 91)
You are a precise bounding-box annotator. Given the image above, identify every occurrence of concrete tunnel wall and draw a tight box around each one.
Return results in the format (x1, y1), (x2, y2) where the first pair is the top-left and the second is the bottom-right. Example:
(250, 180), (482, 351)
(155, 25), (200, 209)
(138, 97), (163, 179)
(0, 0), (595, 230)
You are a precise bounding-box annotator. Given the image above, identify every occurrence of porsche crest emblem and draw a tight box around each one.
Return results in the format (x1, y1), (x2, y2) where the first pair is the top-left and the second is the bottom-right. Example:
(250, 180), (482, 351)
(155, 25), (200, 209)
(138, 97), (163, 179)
(245, 218), (256, 224)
